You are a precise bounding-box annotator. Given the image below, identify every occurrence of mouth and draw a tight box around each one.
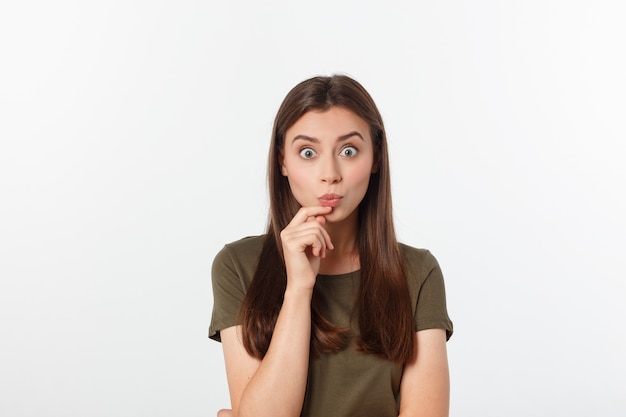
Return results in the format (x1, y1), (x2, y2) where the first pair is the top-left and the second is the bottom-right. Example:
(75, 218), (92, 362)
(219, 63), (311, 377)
(319, 193), (342, 207)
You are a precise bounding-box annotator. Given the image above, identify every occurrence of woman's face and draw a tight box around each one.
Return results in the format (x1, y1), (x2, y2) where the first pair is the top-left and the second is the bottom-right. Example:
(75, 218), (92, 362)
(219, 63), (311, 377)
(280, 106), (376, 224)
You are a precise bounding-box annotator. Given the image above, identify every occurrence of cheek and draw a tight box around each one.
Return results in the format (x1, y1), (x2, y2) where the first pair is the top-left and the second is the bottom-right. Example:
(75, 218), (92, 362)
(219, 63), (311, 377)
(285, 165), (308, 187)
(284, 165), (311, 200)
(346, 160), (374, 188)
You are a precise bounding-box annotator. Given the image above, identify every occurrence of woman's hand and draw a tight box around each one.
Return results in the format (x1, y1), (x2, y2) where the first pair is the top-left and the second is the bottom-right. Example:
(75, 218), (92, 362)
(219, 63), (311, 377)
(280, 206), (334, 290)
(219, 207), (333, 417)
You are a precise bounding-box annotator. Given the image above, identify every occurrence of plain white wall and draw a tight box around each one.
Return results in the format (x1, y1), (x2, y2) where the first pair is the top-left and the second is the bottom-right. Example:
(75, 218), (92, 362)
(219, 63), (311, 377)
(1, 1), (624, 416)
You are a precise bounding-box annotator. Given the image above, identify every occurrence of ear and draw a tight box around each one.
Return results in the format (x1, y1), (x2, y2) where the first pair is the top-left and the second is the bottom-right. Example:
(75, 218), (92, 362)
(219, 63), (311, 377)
(279, 149), (288, 176)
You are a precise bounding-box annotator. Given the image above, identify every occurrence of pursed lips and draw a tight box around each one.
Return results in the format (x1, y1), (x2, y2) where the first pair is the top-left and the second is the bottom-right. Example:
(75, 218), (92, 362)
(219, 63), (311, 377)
(319, 193), (342, 207)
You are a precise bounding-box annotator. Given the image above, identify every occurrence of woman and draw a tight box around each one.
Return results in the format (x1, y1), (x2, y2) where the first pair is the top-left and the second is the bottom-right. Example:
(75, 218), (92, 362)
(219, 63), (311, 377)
(209, 75), (453, 417)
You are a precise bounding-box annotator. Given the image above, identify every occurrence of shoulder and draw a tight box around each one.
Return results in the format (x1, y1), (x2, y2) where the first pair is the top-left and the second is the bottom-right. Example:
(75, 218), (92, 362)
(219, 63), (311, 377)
(398, 243), (440, 274)
(399, 243), (453, 338)
(212, 235), (266, 283)
(215, 235), (265, 259)
(398, 242), (444, 293)
(209, 236), (266, 341)
(223, 234), (266, 255)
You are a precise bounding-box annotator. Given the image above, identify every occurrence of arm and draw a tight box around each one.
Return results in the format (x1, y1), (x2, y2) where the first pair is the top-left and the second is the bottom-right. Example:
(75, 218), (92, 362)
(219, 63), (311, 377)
(398, 329), (450, 417)
(221, 287), (311, 417)
(220, 206), (333, 417)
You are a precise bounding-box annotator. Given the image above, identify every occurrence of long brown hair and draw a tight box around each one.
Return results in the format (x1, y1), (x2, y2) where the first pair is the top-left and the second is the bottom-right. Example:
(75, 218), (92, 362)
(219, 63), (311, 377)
(240, 75), (414, 364)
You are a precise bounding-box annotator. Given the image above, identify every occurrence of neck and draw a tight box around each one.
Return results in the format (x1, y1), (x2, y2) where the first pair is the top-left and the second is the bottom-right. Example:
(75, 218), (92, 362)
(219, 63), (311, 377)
(318, 212), (360, 275)
(326, 208), (359, 250)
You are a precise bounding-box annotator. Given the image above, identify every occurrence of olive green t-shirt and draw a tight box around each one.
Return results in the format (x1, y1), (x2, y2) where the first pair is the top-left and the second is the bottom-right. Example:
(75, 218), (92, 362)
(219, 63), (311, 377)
(209, 235), (453, 417)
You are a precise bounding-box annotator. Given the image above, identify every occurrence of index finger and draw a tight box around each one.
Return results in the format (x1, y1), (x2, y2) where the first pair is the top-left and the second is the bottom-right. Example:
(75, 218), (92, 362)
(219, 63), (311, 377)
(290, 206), (333, 225)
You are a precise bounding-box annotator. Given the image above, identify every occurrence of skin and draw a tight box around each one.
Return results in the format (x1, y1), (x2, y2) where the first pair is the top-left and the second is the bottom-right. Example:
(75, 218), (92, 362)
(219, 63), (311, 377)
(218, 106), (450, 417)
(279, 106), (375, 274)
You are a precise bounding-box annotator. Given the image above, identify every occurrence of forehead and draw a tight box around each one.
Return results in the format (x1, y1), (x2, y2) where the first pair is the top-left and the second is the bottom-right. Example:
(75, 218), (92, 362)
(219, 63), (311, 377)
(285, 107), (371, 140)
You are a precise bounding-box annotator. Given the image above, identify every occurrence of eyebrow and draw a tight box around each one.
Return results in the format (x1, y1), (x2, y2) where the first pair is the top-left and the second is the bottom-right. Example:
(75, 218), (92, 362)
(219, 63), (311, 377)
(291, 131), (365, 144)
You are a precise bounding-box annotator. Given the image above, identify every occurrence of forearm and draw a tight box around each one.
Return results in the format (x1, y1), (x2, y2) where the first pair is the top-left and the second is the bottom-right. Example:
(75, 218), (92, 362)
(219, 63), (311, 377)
(238, 287), (312, 417)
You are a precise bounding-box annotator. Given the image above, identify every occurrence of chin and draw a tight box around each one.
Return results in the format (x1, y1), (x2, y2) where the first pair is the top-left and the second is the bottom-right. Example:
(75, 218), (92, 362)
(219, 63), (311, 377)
(326, 208), (356, 224)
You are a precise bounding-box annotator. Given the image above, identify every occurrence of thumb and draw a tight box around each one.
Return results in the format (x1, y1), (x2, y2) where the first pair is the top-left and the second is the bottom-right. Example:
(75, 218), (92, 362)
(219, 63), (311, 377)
(315, 215), (327, 226)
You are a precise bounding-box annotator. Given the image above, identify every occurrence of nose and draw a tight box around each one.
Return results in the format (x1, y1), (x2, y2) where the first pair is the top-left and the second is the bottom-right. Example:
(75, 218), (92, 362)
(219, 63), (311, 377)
(320, 156), (342, 184)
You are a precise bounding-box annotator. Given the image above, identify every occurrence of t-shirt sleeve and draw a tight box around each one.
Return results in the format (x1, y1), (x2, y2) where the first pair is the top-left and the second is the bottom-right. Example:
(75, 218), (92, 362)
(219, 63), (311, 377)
(414, 251), (453, 340)
(208, 244), (247, 342)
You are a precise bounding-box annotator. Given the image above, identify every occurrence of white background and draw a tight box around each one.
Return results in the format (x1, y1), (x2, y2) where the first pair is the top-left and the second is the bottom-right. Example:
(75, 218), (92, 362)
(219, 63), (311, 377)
(1, 1), (625, 416)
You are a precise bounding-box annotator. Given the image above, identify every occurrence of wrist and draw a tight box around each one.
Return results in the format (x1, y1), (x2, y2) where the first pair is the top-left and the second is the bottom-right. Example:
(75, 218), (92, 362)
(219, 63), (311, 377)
(283, 285), (314, 302)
